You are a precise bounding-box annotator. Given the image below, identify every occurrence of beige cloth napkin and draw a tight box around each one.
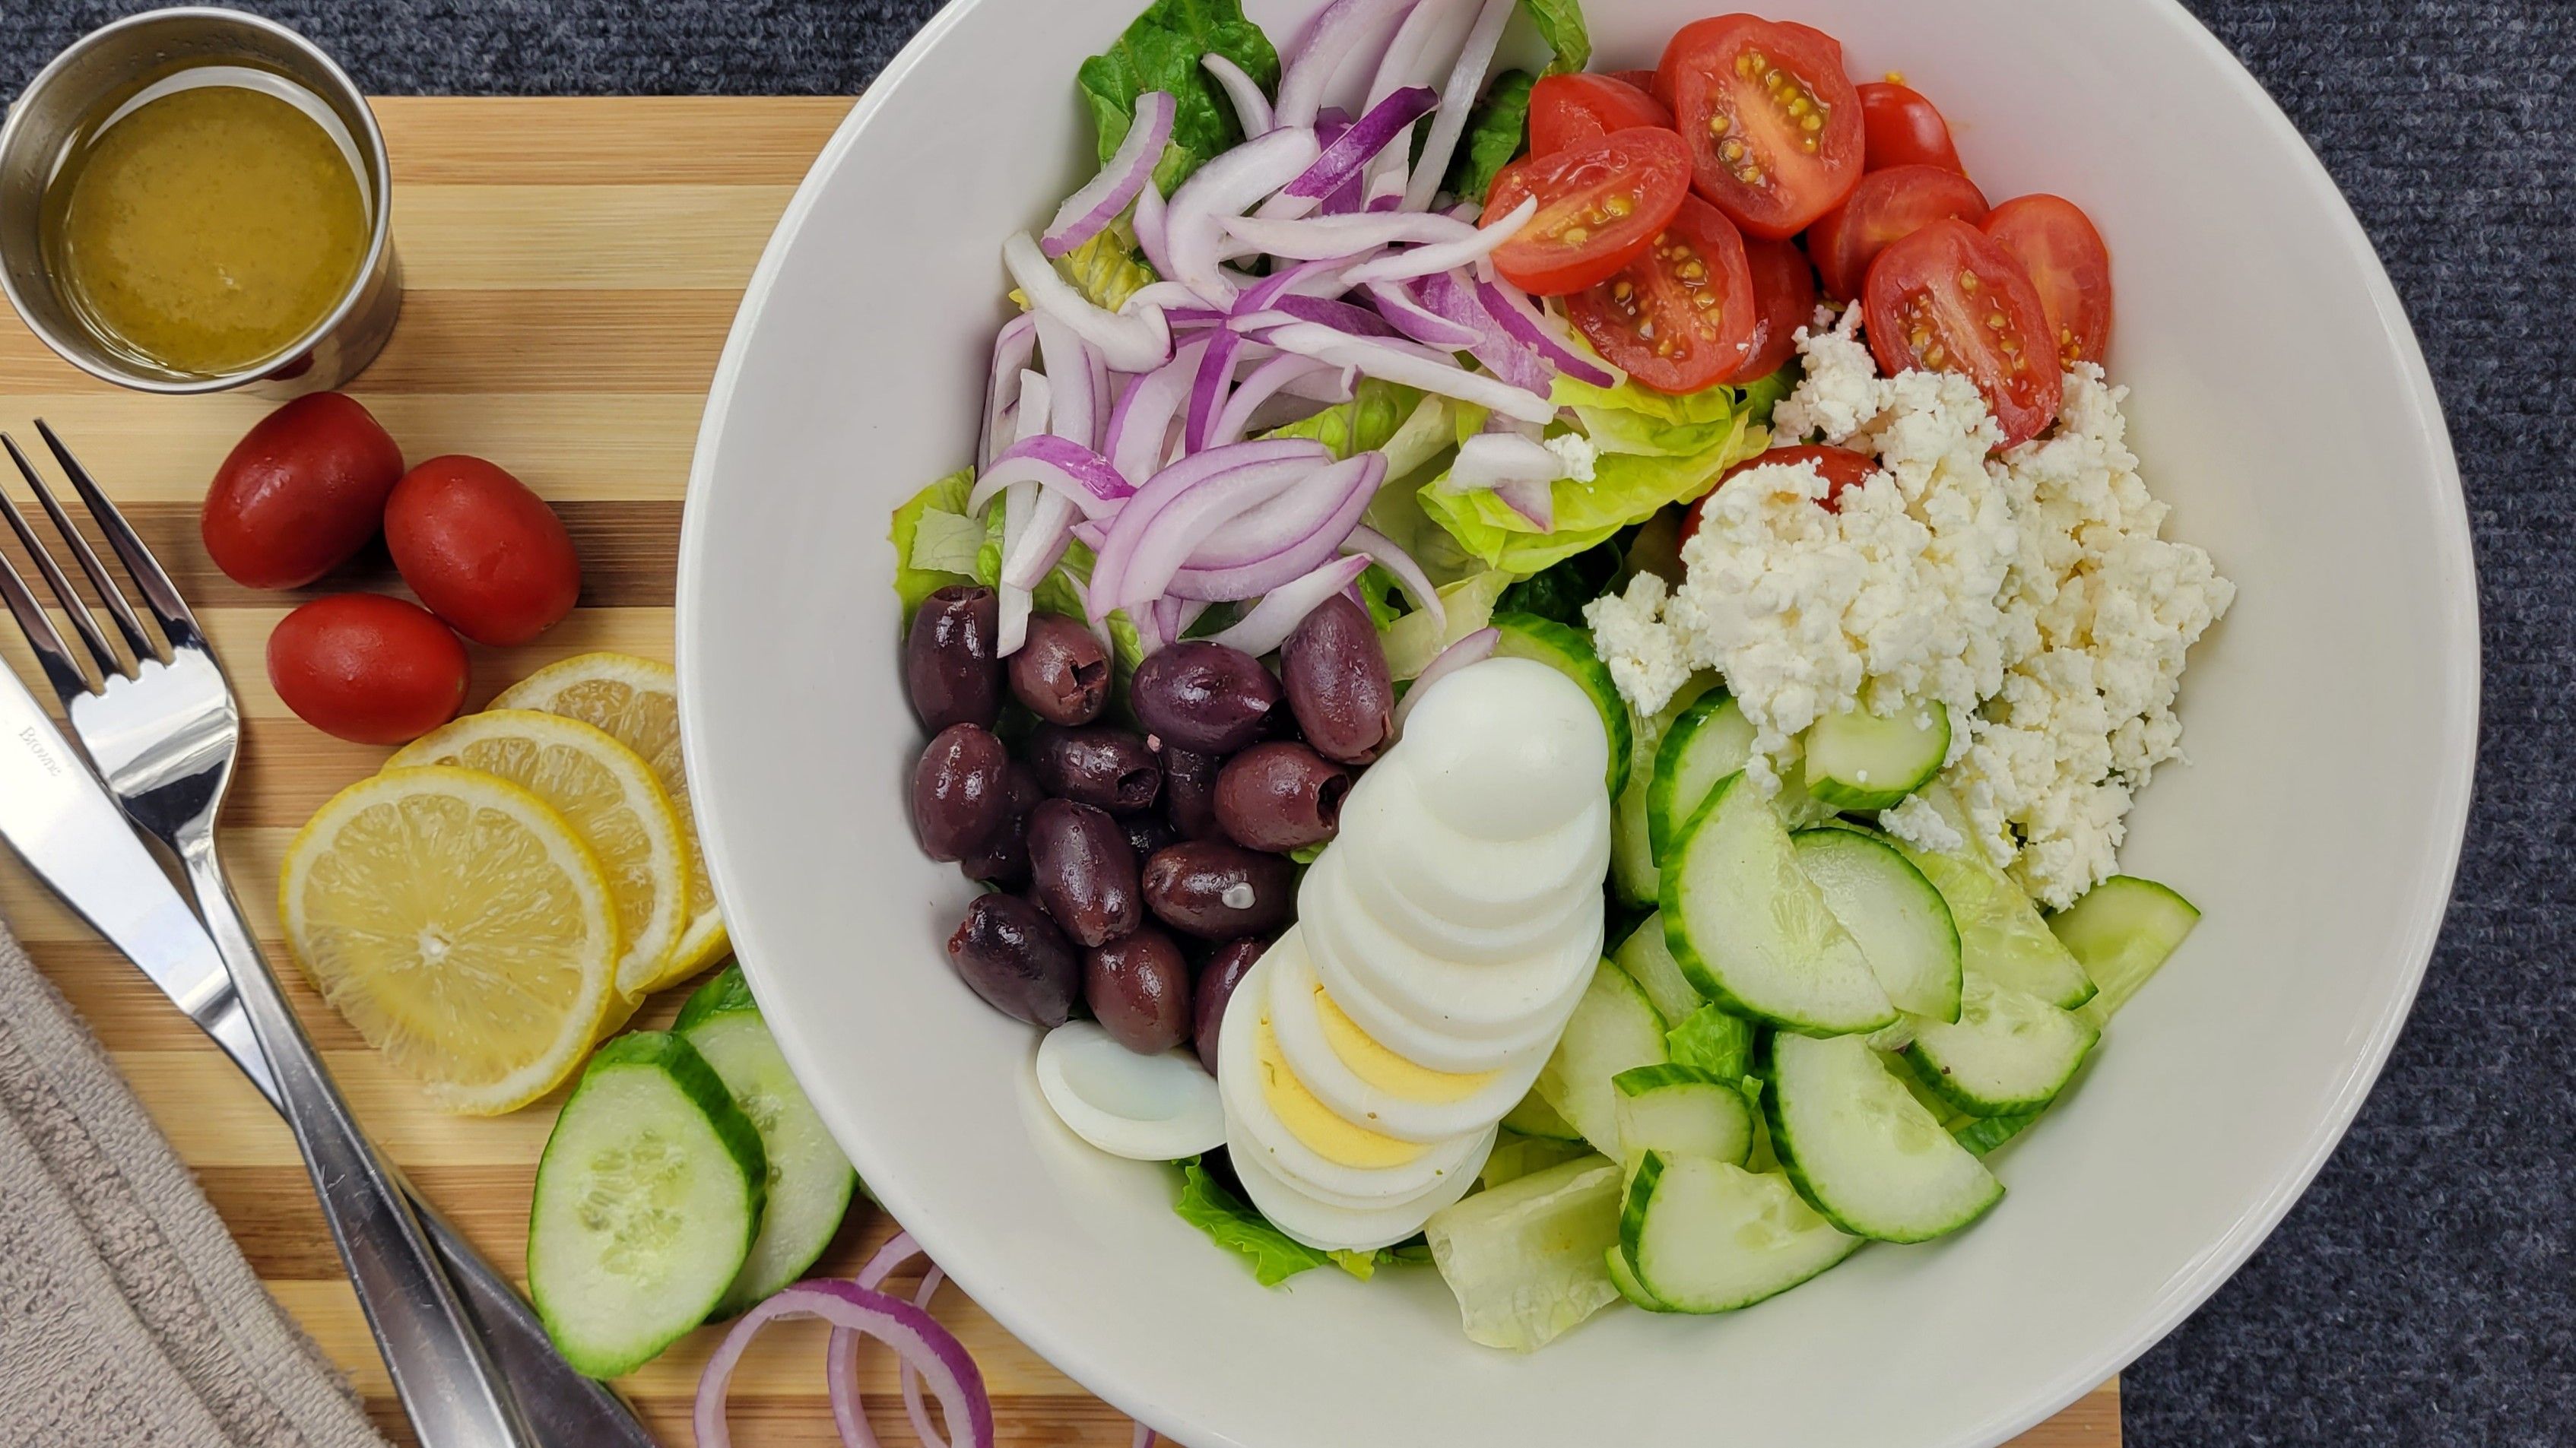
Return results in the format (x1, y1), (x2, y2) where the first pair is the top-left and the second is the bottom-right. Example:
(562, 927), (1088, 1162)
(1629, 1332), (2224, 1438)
(0, 914), (389, 1448)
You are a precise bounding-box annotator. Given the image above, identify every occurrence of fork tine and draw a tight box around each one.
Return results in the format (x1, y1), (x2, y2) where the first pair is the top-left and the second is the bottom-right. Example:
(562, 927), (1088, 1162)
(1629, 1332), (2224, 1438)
(33, 420), (203, 646)
(0, 524), (96, 702)
(0, 436), (122, 680)
(9, 435), (160, 664)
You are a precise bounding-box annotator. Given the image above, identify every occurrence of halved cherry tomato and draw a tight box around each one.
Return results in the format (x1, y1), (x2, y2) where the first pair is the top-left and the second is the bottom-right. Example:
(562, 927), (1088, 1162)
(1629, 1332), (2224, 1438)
(1568, 195), (1756, 394)
(1483, 128), (1692, 296)
(1725, 233), (1820, 383)
(1864, 218), (2064, 445)
(1980, 194), (2114, 366)
(1680, 444), (1879, 544)
(1858, 81), (1962, 172)
(1612, 69), (1663, 94)
(1529, 72), (1674, 155)
(1657, 16), (1864, 239)
(1807, 163), (1989, 299)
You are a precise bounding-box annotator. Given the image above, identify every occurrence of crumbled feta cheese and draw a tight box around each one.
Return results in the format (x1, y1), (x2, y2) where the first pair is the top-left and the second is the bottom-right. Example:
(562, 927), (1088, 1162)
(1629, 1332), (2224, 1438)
(1581, 316), (2233, 905)
(1880, 793), (1962, 854)
(1543, 432), (1598, 483)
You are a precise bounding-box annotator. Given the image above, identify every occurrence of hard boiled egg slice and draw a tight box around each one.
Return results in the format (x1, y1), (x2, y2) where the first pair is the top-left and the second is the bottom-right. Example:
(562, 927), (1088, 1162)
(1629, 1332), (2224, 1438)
(1300, 848), (1603, 1042)
(1035, 1022), (1225, 1161)
(1264, 933), (1550, 1143)
(1223, 1093), (1493, 1253)
(1333, 762), (1613, 930)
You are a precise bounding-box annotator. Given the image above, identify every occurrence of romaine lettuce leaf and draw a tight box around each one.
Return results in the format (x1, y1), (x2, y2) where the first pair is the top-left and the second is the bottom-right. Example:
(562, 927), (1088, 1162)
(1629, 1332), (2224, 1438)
(890, 470), (981, 619)
(1058, 216), (1159, 312)
(1173, 1156), (1331, 1286)
(1381, 568), (1516, 679)
(1078, 0), (1280, 195)
(1446, 70), (1534, 203)
(1259, 378), (1425, 461)
(1520, 0), (1591, 74)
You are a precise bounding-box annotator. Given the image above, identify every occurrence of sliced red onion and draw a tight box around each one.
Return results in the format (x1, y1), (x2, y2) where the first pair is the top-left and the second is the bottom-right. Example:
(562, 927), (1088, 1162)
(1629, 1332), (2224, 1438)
(968, 434), (1136, 520)
(1134, 1425), (1158, 1448)
(1164, 128), (1322, 306)
(1341, 522), (1445, 627)
(1364, 163), (1410, 211)
(1193, 447), (1382, 569)
(1415, 269), (1553, 392)
(1404, 0), (1517, 212)
(1263, 321), (1556, 423)
(1169, 452), (1388, 601)
(1106, 336), (1207, 485)
(1448, 430), (1561, 528)
(979, 315), (1039, 471)
(1004, 232), (1172, 372)
(1033, 312), (1111, 452)
(1202, 53), (1273, 138)
(1045, 90), (1176, 258)
(1362, 279), (1481, 347)
(1223, 208), (1480, 261)
(1271, 293), (1404, 337)
(1283, 85), (1439, 199)
(1275, 0), (1416, 131)
(1279, 362), (1362, 403)
(1001, 491), (1080, 591)
(1134, 178), (1175, 277)
(1123, 280), (1203, 313)
(1113, 456), (1334, 614)
(1339, 195), (1534, 285)
(1207, 553), (1372, 655)
(1089, 440), (1329, 616)
(1394, 626), (1500, 731)
(1213, 353), (1337, 447)
(1369, 0), (1480, 103)
(1154, 595), (1208, 648)
(697, 1279), (992, 1448)
(1185, 328), (1245, 454)
(1477, 275), (1622, 388)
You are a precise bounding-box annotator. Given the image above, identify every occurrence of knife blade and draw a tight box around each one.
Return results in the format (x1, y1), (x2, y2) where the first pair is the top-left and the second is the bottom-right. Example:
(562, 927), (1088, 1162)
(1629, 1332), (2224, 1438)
(0, 661), (277, 1103)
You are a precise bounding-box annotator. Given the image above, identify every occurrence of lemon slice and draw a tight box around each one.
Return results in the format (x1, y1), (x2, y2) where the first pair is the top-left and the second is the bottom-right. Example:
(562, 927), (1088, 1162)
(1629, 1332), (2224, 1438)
(390, 710), (690, 1001)
(494, 653), (728, 980)
(281, 767), (620, 1114)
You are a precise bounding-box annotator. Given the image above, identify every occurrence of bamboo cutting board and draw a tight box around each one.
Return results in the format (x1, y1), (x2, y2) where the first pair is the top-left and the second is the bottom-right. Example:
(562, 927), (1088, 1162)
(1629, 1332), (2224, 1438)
(0, 97), (2120, 1448)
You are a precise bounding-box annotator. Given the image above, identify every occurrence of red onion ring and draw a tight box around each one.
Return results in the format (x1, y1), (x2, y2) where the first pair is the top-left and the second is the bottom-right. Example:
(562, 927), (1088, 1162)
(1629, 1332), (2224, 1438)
(1404, 0), (1517, 211)
(1337, 195), (1533, 285)
(1262, 321), (1556, 422)
(697, 1279), (992, 1448)
(1113, 455), (1334, 614)
(1393, 626), (1500, 732)
(1283, 85), (1439, 200)
(1212, 353), (1338, 447)
(1275, 0), (1416, 131)
(1340, 522), (1445, 626)
(1044, 90), (1177, 258)
(1005, 232), (1172, 372)
(1090, 440), (1329, 616)
(1476, 275), (1621, 388)
(1207, 553), (1373, 655)
(969, 435), (1137, 520)
(1193, 446), (1381, 569)
(1201, 52), (1273, 138)
(1106, 337), (1210, 485)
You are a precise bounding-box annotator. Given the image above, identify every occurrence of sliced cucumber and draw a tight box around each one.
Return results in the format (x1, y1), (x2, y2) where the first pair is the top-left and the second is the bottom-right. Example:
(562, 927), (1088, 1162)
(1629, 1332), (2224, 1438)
(2051, 875), (2201, 1025)
(529, 1031), (766, 1378)
(1661, 772), (1896, 1036)
(1500, 1086), (1585, 1142)
(1493, 612), (1634, 797)
(1664, 1003), (1755, 1083)
(1618, 1152), (1861, 1313)
(1955, 1111), (2041, 1157)
(1803, 701), (1950, 811)
(674, 967), (861, 1318)
(1610, 677), (1720, 907)
(1647, 691), (1753, 860)
(1613, 910), (1705, 1026)
(1890, 787), (2095, 1010)
(1903, 973), (2099, 1117)
(1759, 1031), (2002, 1243)
(1479, 1131), (1597, 1190)
(1614, 1064), (1755, 1168)
(1423, 1154), (1625, 1351)
(1792, 826), (1962, 1022)
(1604, 1237), (1673, 1311)
(1535, 963), (1670, 1159)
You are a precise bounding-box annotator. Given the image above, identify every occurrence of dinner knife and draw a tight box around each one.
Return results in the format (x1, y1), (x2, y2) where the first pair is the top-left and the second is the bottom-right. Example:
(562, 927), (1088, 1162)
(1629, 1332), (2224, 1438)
(0, 666), (658, 1448)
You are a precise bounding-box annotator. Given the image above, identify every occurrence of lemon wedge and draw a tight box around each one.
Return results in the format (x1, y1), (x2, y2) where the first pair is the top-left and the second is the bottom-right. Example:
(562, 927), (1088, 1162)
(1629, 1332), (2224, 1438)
(390, 709), (690, 1001)
(494, 653), (728, 980)
(280, 767), (620, 1114)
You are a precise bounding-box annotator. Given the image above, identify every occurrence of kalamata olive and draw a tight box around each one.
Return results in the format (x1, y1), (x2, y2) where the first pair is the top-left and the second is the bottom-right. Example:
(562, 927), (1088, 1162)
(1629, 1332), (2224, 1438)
(1161, 745), (1225, 841)
(1129, 642), (1282, 754)
(1141, 841), (1296, 939)
(1213, 741), (1352, 853)
(1194, 936), (1270, 1075)
(1026, 800), (1142, 947)
(1279, 594), (1394, 764)
(946, 893), (1080, 1026)
(1028, 725), (1162, 811)
(1085, 927), (1193, 1054)
(905, 585), (1002, 732)
(1121, 811), (1182, 861)
(1007, 613), (1112, 724)
(909, 724), (1010, 861)
(959, 762), (1042, 886)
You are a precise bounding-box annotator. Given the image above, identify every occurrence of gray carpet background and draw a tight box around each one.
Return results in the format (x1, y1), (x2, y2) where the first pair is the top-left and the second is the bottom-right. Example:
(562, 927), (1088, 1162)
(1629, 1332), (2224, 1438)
(5, 2), (2567, 1443)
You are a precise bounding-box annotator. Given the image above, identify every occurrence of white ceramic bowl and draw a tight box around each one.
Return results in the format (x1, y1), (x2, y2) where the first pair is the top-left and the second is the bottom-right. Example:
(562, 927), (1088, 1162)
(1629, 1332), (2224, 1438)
(678, 3), (2478, 1443)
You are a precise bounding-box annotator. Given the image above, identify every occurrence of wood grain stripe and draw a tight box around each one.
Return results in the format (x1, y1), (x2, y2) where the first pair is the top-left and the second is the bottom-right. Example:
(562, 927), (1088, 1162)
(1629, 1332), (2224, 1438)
(395, 185), (797, 290)
(373, 97), (855, 186)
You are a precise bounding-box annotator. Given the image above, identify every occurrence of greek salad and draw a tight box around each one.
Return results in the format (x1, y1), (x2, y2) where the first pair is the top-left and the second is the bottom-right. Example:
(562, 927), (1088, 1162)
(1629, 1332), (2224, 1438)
(889, 0), (2233, 1356)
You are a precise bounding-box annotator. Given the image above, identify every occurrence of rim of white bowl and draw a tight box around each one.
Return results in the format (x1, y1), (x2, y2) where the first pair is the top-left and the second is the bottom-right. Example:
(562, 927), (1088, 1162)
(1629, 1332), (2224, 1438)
(676, 2), (2481, 1442)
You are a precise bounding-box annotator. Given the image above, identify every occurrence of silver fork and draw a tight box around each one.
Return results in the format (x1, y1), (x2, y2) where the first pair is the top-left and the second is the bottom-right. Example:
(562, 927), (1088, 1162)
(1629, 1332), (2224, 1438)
(0, 423), (567, 1448)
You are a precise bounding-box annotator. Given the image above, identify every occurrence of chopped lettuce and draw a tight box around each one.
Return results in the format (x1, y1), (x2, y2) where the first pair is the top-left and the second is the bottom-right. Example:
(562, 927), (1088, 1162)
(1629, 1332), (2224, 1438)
(1078, 0), (1280, 195)
(1260, 378), (1426, 461)
(1058, 216), (1159, 312)
(1382, 568), (1515, 679)
(1173, 1156), (1331, 1286)
(1446, 70), (1534, 203)
(1557, 366), (1795, 458)
(890, 470), (981, 619)
(1518, 0), (1592, 74)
